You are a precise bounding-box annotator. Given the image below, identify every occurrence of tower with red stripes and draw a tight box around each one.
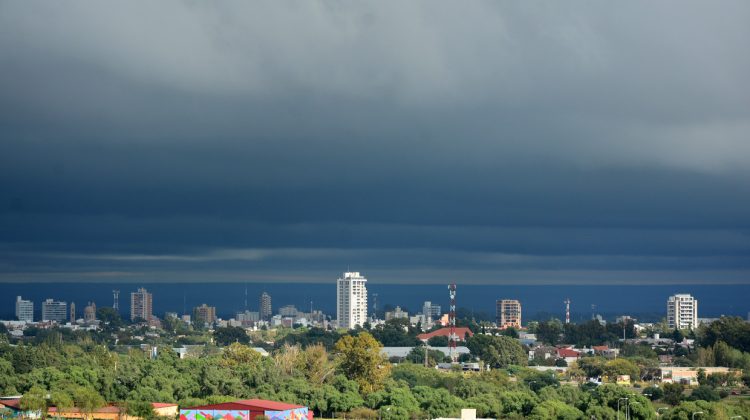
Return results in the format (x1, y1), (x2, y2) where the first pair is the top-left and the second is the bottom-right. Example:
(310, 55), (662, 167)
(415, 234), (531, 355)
(448, 283), (457, 363)
(564, 298), (571, 324)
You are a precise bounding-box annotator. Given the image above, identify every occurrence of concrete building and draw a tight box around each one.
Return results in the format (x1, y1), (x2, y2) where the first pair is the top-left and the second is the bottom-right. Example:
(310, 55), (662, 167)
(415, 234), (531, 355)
(496, 299), (522, 329)
(15, 296), (33, 322)
(193, 304), (217, 325)
(279, 305), (298, 317)
(260, 292), (272, 321)
(130, 288), (153, 322)
(84, 302), (97, 323)
(42, 299), (68, 323)
(336, 271), (368, 330)
(385, 306), (409, 321)
(70, 302), (76, 323)
(422, 301), (442, 319)
(667, 293), (698, 330)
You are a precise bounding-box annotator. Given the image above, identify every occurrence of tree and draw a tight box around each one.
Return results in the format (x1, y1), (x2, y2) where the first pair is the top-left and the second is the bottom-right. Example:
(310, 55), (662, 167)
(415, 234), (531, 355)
(537, 319), (563, 345)
(466, 335), (526, 368)
(689, 385), (720, 402)
(334, 332), (391, 394)
(662, 382), (684, 406)
(213, 326), (250, 346)
(72, 387), (105, 420)
(427, 336), (449, 347)
(222, 342), (262, 367)
(20, 386), (48, 418)
(603, 358), (639, 382)
(96, 307), (124, 328)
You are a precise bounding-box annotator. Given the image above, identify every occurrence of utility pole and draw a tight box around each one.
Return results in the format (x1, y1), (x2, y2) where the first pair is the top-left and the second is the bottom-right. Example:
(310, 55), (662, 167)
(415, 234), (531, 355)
(564, 298), (571, 324)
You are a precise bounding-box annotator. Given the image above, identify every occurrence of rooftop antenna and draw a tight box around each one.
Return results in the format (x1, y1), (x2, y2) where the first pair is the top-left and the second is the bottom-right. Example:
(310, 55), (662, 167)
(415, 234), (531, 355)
(564, 298), (571, 324)
(183, 291), (186, 316)
(591, 304), (596, 320)
(244, 282), (248, 311)
(112, 290), (119, 311)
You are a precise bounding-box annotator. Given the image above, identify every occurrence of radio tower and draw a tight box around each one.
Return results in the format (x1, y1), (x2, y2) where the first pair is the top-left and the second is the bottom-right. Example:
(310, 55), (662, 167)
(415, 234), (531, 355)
(448, 283), (457, 363)
(112, 290), (120, 311)
(564, 298), (571, 324)
(372, 293), (378, 321)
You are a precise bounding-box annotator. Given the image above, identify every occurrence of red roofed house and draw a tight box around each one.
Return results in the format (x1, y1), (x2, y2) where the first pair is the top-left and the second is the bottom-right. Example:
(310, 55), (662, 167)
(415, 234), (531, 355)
(556, 348), (581, 364)
(417, 327), (474, 343)
(182, 399), (312, 420)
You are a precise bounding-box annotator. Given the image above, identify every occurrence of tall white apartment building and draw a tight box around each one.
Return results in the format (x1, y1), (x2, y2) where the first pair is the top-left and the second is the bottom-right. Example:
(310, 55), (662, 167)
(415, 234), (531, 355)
(41, 299), (68, 323)
(337, 271), (368, 330)
(15, 296), (34, 322)
(131, 287), (153, 322)
(667, 293), (698, 330)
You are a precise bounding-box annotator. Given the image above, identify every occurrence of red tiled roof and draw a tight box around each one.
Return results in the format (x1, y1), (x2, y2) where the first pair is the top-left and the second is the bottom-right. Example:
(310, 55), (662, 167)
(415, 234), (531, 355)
(592, 345), (609, 351)
(0, 399), (21, 410)
(417, 327), (473, 341)
(189, 399), (305, 411)
(557, 348), (581, 358)
(235, 399), (304, 411)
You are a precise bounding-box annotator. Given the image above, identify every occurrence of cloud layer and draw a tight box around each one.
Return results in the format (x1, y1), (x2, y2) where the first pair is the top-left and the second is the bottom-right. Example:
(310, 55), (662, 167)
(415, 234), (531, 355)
(1, 1), (749, 284)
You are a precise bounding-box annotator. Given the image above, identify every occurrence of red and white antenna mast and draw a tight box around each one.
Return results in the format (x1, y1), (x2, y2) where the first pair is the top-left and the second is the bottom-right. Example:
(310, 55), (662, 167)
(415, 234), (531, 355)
(448, 283), (457, 363)
(564, 298), (571, 324)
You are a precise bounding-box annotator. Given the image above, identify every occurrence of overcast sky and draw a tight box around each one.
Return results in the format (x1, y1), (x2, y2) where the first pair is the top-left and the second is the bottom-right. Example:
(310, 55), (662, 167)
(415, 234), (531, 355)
(1, 1), (749, 284)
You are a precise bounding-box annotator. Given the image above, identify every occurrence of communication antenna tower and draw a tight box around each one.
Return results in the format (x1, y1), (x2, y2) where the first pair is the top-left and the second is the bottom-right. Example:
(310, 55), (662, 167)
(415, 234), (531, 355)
(372, 293), (378, 320)
(591, 304), (597, 320)
(112, 290), (120, 311)
(564, 298), (571, 324)
(448, 283), (457, 363)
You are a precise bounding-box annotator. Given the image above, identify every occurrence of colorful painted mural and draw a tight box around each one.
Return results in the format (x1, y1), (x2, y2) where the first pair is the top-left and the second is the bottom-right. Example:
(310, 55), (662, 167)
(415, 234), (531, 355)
(180, 409), (250, 420)
(265, 408), (308, 420)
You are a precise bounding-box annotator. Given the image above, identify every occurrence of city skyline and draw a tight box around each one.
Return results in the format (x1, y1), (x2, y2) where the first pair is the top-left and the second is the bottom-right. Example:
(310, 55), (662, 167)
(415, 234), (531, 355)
(0, 3), (749, 286)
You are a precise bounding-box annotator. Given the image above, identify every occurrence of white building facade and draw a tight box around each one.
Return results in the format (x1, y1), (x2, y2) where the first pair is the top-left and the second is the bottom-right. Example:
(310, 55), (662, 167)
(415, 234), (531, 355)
(15, 296), (34, 322)
(667, 293), (698, 330)
(41, 299), (68, 322)
(337, 271), (368, 330)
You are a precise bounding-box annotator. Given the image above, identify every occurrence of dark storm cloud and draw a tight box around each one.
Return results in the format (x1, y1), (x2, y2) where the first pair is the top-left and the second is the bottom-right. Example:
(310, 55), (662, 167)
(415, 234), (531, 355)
(0, 1), (749, 284)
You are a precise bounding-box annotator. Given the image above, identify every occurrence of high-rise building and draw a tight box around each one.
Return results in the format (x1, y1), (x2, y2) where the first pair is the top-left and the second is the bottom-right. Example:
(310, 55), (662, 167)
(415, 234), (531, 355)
(337, 271), (368, 330)
(422, 301), (442, 319)
(667, 294), (698, 330)
(260, 292), (272, 321)
(70, 302), (76, 323)
(15, 296), (33, 322)
(193, 304), (217, 325)
(496, 299), (522, 329)
(131, 288), (153, 322)
(84, 302), (97, 323)
(42, 299), (68, 323)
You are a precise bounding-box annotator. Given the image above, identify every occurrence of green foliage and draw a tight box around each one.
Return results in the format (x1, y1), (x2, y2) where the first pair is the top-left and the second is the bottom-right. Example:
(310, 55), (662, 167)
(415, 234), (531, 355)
(528, 399), (583, 420)
(698, 316), (750, 352)
(213, 326), (250, 346)
(689, 385), (721, 402)
(334, 332), (391, 394)
(370, 319), (420, 347)
(466, 334), (526, 368)
(20, 385), (48, 415)
(663, 382), (685, 406)
(537, 319), (563, 345)
(427, 336), (449, 346)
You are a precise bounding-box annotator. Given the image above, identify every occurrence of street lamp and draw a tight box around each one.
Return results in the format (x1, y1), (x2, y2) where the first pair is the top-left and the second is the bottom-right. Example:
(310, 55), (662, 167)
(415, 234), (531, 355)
(617, 398), (629, 420)
(692, 412), (704, 420)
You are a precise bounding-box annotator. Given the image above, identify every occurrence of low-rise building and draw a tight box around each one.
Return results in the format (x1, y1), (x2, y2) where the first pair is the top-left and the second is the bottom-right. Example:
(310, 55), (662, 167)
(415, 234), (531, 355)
(417, 327), (474, 343)
(182, 399), (311, 420)
(660, 366), (741, 385)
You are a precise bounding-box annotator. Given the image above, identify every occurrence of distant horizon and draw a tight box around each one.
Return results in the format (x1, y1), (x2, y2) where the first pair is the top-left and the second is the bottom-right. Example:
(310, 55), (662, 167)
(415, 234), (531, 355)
(2, 282), (748, 323)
